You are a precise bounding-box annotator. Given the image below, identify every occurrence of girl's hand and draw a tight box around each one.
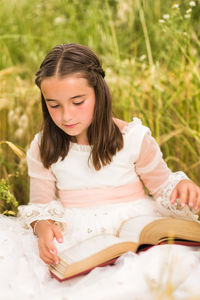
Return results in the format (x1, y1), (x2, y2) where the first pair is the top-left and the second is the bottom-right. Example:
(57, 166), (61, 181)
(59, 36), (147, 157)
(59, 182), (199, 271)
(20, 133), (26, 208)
(170, 179), (200, 211)
(34, 220), (63, 265)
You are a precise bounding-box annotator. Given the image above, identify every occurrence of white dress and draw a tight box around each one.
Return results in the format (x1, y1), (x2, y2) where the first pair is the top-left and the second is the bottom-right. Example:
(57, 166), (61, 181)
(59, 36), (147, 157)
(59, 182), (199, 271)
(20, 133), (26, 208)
(0, 118), (200, 300)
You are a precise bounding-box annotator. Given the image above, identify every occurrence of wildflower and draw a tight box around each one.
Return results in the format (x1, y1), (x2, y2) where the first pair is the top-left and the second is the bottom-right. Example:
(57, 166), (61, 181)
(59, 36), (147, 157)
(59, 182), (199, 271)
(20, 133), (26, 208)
(139, 55), (146, 62)
(163, 14), (170, 20)
(8, 110), (18, 125)
(14, 128), (24, 140)
(117, 0), (130, 23)
(184, 14), (191, 18)
(8, 110), (15, 120)
(54, 16), (66, 25)
(186, 8), (192, 13)
(183, 32), (188, 36)
(189, 1), (196, 7)
(18, 114), (28, 129)
(159, 19), (165, 23)
(172, 4), (179, 8)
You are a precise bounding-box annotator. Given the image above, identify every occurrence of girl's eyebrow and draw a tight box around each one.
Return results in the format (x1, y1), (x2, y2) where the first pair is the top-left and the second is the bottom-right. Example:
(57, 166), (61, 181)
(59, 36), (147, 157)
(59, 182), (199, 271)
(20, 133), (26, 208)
(45, 94), (86, 102)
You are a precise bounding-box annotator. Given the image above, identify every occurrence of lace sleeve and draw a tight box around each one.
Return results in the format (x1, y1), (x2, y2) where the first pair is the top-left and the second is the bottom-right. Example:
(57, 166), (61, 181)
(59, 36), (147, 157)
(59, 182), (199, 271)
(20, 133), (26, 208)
(17, 200), (66, 230)
(17, 133), (67, 230)
(155, 172), (199, 221)
(135, 132), (199, 221)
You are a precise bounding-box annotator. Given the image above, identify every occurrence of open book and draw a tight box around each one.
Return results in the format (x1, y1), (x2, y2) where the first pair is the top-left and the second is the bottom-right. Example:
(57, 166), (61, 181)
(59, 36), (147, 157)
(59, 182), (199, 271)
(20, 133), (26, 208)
(49, 216), (200, 281)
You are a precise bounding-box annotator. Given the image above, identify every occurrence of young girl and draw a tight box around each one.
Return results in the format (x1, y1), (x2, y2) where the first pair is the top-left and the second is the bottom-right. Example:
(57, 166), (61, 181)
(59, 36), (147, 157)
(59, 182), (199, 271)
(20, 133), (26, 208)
(1, 43), (200, 299)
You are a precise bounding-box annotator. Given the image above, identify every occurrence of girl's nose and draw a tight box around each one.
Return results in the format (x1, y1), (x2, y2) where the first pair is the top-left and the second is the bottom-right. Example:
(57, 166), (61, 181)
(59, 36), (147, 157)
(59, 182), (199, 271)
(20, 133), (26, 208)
(62, 106), (73, 123)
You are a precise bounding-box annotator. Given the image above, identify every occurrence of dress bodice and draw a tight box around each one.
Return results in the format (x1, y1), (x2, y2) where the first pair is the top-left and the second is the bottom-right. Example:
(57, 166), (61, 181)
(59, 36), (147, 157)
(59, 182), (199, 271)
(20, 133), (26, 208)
(49, 119), (150, 190)
(27, 118), (151, 190)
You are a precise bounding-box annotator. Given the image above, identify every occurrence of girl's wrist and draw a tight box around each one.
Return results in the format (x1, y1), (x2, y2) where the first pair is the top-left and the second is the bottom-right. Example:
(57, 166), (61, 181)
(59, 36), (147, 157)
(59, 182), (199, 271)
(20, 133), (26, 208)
(33, 219), (54, 237)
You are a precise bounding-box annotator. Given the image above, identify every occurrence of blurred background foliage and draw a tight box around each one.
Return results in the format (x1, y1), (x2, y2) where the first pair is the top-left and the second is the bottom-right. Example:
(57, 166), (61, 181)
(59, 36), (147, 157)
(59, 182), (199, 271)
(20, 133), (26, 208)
(0, 0), (200, 213)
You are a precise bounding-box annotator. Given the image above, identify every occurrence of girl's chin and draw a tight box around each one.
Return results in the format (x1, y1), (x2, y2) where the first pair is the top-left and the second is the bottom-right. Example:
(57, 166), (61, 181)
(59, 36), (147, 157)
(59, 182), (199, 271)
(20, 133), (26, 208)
(61, 127), (79, 138)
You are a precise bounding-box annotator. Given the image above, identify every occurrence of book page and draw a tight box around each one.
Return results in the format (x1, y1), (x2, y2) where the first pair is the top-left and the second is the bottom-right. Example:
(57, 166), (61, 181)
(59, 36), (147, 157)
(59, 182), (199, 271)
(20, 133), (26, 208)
(118, 215), (163, 242)
(59, 234), (122, 264)
(140, 218), (200, 245)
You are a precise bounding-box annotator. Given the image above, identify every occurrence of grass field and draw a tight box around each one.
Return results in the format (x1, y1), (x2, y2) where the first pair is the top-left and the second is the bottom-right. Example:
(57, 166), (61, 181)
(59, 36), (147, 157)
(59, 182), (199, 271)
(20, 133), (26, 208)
(0, 0), (200, 210)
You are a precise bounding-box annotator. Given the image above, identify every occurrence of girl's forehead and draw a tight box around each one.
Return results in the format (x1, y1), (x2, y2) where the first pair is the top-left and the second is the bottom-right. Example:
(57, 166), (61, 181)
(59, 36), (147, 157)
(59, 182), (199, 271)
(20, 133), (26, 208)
(41, 75), (90, 91)
(40, 75), (95, 101)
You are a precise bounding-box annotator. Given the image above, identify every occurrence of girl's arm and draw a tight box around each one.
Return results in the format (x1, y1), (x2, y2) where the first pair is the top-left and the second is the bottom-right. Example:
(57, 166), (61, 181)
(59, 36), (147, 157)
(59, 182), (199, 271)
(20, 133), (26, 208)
(18, 177), (65, 265)
(135, 132), (200, 220)
(18, 133), (66, 230)
(17, 134), (66, 265)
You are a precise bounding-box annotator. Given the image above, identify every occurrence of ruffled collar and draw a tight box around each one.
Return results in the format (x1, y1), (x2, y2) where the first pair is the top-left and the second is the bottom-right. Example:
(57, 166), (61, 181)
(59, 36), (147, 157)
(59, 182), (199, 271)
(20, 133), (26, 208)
(70, 117), (142, 152)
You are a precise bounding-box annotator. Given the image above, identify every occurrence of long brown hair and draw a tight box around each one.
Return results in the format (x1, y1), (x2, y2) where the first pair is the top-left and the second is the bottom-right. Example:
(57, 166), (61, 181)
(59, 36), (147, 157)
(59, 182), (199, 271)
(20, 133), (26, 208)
(35, 43), (123, 170)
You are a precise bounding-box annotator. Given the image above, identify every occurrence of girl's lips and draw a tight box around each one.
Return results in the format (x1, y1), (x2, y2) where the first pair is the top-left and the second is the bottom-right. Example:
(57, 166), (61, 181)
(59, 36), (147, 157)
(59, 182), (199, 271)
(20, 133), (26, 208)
(64, 123), (78, 128)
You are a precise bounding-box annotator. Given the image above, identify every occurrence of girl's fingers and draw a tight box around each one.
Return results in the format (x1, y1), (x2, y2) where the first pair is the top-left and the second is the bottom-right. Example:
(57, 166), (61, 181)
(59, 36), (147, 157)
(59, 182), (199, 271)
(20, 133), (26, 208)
(170, 188), (178, 204)
(188, 190), (197, 208)
(179, 188), (189, 208)
(39, 251), (53, 264)
(42, 256), (54, 265)
(42, 247), (58, 265)
(47, 239), (61, 263)
(46, 244), (59, 264)
(39, 241), (58, 264)
(37, 226), (61, 265)
(41, 244), (54, 260)
(194, 193), (200, 211)
(52, 224), (63, 244)
(170, 181), (200, 211)
(47, 240), (57, 255)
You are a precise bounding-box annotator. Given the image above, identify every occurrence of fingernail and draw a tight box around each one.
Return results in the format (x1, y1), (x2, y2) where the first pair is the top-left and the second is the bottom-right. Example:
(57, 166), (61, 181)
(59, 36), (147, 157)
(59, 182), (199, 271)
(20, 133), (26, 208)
(181, 203), (185, 207)
(58, 238), (63, 243)
(189, 202), (193, 207)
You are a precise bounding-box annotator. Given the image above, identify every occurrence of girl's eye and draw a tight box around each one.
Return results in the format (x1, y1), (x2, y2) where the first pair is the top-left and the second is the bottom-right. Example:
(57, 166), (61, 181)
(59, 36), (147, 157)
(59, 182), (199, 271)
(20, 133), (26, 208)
(73, 100), (85, 106)
(49, 104), (59, 108)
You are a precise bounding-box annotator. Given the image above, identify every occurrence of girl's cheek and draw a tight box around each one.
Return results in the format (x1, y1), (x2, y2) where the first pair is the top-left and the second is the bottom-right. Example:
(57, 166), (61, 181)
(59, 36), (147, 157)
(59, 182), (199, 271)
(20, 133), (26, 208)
(48, 107), (59, 116)
(48, 110), (60, 122)
(80, 100), (95, 113)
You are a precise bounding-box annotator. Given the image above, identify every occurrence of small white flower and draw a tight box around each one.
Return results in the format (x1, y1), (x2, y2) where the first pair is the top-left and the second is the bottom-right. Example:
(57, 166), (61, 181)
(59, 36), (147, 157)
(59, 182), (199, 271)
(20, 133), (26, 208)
(8, 110), (18, 125)
(163, 14), (170, 19)
(183, 32), (188, 36)
(184, 14), (191, 18)
(54, 16), (66, 25)
(172, 3), (179, 8)
(8, 110), (15, 120)
(18, 114), (29, 129)
(139, 55), (146, 61)
(117, 1), (130, 23)
(189, 1), (196, 7)
(186, 8), (192, 13)
(14, 128), (24, 140)
(159, 19), (165, 23)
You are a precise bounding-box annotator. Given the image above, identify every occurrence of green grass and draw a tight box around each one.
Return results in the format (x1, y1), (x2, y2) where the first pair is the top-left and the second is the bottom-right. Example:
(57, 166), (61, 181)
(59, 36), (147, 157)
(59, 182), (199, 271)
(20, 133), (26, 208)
(0, 0), (200, 207)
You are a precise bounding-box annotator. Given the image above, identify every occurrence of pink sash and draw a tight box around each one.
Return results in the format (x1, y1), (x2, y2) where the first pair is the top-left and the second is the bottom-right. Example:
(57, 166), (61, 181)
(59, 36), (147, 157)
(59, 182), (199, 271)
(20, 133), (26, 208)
(58, 181), (146, 208)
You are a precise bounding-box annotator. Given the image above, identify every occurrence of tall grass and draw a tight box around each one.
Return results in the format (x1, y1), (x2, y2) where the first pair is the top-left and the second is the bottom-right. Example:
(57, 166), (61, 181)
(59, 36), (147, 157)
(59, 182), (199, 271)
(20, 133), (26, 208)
(0, 0), (200, 207)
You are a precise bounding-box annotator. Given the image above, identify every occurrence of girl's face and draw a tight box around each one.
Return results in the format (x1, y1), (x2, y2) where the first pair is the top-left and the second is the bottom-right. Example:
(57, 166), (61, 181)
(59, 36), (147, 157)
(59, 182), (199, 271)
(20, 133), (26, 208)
(41, 74), (96, 145)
